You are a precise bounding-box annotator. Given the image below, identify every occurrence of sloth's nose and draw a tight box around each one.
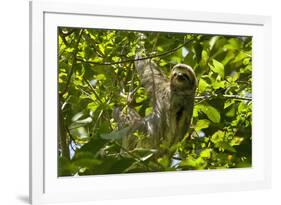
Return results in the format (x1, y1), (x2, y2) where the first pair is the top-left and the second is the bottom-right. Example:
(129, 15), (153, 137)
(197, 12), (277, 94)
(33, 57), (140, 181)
(176, 73), (186, 81)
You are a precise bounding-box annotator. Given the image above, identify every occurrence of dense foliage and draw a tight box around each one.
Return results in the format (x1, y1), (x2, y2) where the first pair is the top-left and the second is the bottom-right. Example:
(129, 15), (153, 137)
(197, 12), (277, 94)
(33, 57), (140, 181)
(58, 27), (252, 176)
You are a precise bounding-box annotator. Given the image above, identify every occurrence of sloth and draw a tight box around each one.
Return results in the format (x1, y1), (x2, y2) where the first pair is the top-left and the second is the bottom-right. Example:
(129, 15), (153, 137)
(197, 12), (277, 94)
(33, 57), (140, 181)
(114, 57), (197, 151)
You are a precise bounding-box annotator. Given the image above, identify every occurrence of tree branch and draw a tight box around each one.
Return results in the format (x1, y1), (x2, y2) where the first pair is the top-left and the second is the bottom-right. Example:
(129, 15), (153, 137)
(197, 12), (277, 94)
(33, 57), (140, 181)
(195, 93), (252, 103)
(219, 94), (252, 101)
(58, 108), (70, 159)
(76, 40), (192, 66)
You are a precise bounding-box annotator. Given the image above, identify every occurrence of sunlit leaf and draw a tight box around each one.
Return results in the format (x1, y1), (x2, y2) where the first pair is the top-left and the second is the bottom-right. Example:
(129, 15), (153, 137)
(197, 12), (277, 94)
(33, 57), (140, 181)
(198, 78), (209, 92)
(212, 80), (225, 89)
(198, 104), (221, 123)
(96, 74), (106, 81)
(224, 38), (242, 50)
(200, 149), (212, 159)
(211, 130), (224, 144)
(209, 59), (224, 78)
(230, 137), (244, 146)
(182, 47), (189, 58)
(201, 50), (209, 65)
(195, 119), (210, 131)
(72, 112), (84, 121)
(209, 36), (220, 50)
(68, 117), (93, 129)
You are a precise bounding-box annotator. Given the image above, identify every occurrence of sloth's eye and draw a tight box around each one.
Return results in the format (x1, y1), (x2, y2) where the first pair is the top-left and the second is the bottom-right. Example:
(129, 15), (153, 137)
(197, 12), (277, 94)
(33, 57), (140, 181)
(182, 74), (190, 81)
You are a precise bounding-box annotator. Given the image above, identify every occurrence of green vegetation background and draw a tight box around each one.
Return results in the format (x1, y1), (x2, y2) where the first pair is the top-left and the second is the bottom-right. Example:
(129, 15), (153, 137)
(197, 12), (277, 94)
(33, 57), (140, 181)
(58, 27), (252, 176)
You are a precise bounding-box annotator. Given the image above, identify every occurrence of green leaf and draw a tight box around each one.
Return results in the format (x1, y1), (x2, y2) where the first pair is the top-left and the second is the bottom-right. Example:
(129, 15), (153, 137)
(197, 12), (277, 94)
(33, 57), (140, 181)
(209, 36), (220, 50)
(212, 81), (225, 89)
(230, 137), (244, 146)
(200, 149), (212, 159)
(198, 78), (209, 92)
(232, 52), (248, 63)
(100, 127), (130, 140)
(98, 44), (105, 55)
(226, 71), (239, 82)
(210, 59), (224, 78)
(198, 104), (221, 123)
(157, 156), (170, 168)
(58, 157), (77, 176)
(74, 117), (92, 124)
(211, 131), (237, 153)
(73, 152), (102, 167)
(68, 117), (92, 129)
(221, 51), (235, 65)
(224, 38), (242, 50)
(211, 130), (225, 144)
(170, 56), (181, 64)
(195, 119), (210, 131)
(78, 136), (107, 155)
(109, 158), (136, 174)
(140, 153), (154, 161)
(238, 102), (247, 113)
(222, 143), (237, 153)
(180, 156), (206, 169)
(224, 100), (235, 109)
(71, 112), (84, 121)
(96, 74), (106, 81)
(87, 102), (99, 111)
(145, 107), (153, 115)
(201, 50), (209, 65)
(225, 105), (235, 117)
(182, 47), (189, 58)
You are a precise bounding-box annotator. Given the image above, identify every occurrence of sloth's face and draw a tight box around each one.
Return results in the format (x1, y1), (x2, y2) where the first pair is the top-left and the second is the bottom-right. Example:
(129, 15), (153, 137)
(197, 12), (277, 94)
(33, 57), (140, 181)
(170, 64), (197, 92)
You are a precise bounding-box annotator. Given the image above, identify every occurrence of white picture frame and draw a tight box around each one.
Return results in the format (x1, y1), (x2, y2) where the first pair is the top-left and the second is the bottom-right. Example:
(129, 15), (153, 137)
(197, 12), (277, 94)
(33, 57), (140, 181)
(29, 0), (272, 204)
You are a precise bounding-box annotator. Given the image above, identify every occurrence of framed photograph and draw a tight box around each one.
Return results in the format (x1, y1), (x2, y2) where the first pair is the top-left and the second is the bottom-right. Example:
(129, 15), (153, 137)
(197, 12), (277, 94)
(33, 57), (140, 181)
(30, 0), (272, 204)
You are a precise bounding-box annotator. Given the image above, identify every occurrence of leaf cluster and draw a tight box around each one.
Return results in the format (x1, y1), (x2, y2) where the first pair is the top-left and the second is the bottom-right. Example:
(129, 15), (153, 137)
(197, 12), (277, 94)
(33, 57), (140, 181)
(58, 27), (252, 176)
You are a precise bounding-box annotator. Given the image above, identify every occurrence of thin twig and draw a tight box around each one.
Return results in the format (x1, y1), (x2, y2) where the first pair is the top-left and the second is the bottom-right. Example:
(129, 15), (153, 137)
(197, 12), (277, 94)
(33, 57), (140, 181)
(60, 34), (69, 46)
(92, 96), (113, 132)
(113, 141), (152, 171)
(195, 96), (213, 105)
(82, 76), (103, 104)
(172, 156), (183, 161)
(65, 126), (77, 151)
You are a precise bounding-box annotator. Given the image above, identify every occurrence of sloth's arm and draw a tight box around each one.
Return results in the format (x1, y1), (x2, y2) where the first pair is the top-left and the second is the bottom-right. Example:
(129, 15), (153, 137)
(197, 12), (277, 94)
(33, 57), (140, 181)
(134, 58), (169, 99)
